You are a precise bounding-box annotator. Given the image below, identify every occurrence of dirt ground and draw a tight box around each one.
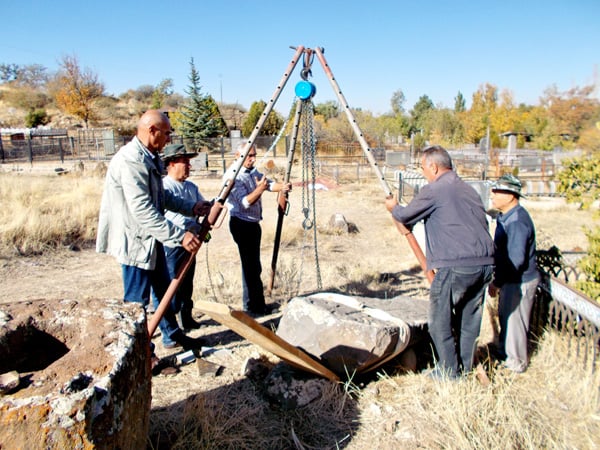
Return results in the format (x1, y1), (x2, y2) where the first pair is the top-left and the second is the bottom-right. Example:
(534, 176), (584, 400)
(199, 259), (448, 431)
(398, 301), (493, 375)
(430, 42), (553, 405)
(0, 174), (596, 447)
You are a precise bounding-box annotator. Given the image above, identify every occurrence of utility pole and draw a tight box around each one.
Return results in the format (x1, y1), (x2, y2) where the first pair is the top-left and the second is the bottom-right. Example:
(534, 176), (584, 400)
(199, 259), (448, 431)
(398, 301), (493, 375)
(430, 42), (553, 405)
(219, 74), (223, 105)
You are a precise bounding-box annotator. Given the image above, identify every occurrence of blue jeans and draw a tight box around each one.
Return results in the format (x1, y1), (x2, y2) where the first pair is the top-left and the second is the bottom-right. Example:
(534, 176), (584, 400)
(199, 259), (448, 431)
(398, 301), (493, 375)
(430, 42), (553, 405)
(122, 244), (181, 345)
(428, 265), (493, 377)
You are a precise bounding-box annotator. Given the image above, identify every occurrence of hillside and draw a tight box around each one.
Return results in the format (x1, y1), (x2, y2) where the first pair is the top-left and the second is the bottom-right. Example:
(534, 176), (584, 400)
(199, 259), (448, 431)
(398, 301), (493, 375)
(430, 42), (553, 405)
(0, 84), (248, 134)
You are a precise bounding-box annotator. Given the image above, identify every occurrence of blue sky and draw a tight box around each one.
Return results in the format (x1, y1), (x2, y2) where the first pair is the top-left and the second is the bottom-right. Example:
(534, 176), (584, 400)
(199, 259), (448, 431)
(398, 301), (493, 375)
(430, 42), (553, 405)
(2, 0), (598, 116)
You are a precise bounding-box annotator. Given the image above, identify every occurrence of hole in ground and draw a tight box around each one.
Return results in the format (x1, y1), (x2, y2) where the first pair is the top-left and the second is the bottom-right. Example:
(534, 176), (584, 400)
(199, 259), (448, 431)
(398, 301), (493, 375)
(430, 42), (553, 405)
(0, 326), (69, 373)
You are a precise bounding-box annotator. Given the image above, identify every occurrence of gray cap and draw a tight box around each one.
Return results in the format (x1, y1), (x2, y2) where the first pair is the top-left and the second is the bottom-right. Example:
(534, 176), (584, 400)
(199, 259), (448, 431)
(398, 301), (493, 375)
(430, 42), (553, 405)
(161, 144), (198, 162)
(492, 174), (524, 197)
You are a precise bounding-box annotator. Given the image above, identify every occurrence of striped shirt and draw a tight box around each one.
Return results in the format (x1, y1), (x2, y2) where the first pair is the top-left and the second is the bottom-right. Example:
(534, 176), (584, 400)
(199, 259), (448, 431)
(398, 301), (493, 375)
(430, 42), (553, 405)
(226, 167), (273, 223)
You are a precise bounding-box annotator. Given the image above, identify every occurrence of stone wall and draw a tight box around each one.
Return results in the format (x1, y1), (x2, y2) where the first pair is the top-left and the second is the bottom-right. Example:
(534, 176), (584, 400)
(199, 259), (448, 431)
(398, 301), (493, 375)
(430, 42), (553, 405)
(0, 298), (151, 449)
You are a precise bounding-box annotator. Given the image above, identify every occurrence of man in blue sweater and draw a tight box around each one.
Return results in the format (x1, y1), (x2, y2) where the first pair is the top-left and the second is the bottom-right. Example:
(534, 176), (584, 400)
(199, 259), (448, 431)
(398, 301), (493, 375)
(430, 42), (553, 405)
(488, 174), (540, 373)
(385, 145), (494, 379)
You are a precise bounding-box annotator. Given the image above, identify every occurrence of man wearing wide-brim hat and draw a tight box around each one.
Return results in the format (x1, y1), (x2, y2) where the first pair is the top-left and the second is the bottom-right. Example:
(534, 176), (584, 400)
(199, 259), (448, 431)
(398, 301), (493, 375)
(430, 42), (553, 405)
(160, 144), (209, 337)
(161, 143), (198, 163)
(488, 173), (540, 373)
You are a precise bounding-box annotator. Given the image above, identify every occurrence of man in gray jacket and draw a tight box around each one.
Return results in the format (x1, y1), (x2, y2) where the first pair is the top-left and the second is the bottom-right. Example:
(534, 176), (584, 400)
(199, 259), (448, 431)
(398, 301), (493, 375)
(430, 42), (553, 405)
(97, 110), (210, 349)
(385, 145), (494, 379)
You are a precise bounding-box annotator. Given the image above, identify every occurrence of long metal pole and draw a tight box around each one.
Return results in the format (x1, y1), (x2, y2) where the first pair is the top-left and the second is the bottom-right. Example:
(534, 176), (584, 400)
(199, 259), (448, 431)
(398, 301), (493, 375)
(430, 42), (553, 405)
(267, 98), (303, 295)
(314, 47), (434, 284)
(148, 46), (306, 338)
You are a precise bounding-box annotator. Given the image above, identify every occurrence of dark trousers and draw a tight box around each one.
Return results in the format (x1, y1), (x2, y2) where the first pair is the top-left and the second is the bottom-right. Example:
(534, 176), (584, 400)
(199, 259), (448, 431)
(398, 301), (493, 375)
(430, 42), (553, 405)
(229, 216), (265, 313)
(428, 265), (493, 377)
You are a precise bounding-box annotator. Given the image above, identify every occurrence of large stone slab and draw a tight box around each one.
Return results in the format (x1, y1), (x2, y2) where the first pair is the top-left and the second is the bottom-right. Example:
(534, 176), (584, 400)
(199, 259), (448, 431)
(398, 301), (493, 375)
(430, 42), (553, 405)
(194, 300), (339, 381)
(0, 298), (150, 449)
(276, 292), (429, 376)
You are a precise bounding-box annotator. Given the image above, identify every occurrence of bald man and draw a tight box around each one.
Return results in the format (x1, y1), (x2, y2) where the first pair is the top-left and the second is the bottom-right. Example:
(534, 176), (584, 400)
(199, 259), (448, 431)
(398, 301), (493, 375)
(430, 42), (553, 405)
(97, 110), (210, 351)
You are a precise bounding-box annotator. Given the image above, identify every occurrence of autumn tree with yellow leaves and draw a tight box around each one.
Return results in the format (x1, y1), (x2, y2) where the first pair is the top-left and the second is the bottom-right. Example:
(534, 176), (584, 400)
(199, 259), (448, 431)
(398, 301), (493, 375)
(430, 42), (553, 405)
(51, 55), (104, 128)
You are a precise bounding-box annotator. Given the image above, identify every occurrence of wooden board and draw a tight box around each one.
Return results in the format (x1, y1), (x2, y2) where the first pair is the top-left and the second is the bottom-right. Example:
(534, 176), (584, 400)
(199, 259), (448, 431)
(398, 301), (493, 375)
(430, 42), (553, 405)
(194, 300), (339, 381)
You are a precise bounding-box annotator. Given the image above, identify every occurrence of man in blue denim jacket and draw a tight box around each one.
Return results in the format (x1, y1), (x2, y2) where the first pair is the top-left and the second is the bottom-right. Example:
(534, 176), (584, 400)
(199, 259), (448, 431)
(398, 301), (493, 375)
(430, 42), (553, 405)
(385, 145), (494, 379)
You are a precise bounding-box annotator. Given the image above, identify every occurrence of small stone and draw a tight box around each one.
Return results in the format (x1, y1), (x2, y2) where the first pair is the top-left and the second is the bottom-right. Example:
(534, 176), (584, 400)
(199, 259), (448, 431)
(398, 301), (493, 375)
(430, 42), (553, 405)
(0, 371), (20, 394)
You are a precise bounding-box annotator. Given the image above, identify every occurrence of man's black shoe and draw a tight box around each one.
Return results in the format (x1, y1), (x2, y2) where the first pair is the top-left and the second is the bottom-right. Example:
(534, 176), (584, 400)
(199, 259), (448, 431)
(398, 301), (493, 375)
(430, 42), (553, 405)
(263, 303), (280, 315)
(181, 317), (202, 330)
(243, 303), (280, 318)
(175, 334), (204, 351)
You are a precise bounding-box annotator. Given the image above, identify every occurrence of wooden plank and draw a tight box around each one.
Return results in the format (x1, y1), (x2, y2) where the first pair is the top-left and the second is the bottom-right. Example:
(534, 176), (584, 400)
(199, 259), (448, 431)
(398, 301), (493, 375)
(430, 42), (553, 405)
(194, 300), (340, 381)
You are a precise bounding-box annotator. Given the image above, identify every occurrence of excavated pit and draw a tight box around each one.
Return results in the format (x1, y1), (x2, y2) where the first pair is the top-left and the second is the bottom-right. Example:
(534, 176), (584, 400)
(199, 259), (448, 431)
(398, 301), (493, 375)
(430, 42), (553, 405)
(0, 298), (151, 449)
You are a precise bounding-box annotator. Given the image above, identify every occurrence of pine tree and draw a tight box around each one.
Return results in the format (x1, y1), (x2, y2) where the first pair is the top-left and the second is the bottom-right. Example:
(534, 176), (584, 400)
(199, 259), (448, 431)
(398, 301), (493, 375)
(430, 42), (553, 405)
(177, 58), (227, 150)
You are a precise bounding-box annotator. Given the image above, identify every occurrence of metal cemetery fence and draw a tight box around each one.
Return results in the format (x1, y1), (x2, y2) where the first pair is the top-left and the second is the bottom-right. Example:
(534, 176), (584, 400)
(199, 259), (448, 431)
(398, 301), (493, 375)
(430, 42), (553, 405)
(0, 129), (280, 166)
(534, 248), (600, 373)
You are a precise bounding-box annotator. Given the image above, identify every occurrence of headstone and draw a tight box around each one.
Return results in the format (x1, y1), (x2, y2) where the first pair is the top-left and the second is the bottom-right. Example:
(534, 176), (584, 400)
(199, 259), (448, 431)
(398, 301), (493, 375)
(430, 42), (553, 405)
(386, 151), (410, 166)
(191, 152), (208, 171)
(328, 213), (349, 233)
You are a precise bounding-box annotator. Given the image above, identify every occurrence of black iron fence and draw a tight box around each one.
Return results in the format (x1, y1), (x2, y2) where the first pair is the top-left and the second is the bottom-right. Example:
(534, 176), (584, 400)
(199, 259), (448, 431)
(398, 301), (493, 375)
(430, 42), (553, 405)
(0, 131), (281, 165)
(533, 247), (599, 373)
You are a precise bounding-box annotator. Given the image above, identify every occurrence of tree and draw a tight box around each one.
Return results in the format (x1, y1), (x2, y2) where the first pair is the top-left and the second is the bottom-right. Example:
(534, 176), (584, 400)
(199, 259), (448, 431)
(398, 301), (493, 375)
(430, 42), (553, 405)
(557, 154), (600, 300)
(422, 108), (465, 147)
(409, 94), (435, 136)
(462, 83), (498, 144)
(576, 227), (600, 301)
(177, 58), (227, 150)
(454, 91), (466, 113)
(0, 63), (19, 83)
(557, 155), (600, 209)
(390, 89), (406, 115)
(151, 78), (173, 109)
(314, 101), (339, 121)
(241, 100), (283, 136)
(17, 64), (48, 87)
(491, 89), (520, 142)
(52, 54), (104, 128)
(537, 84), (600, 150)
(0, 63), (47, 86)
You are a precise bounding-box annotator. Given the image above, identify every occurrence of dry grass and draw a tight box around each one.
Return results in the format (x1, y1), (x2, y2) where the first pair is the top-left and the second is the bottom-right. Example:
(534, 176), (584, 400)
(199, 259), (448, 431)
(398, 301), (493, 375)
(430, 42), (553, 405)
(147, 330), (600, 450)
(1, 162), (599, 449)
(0, 170), (103, 255)
(350, 331), (600, 450)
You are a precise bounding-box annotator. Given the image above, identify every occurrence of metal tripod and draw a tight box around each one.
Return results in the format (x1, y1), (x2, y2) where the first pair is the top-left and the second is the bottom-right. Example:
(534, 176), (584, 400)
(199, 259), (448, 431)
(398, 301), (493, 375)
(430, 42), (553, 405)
(266, 46), (434, 296)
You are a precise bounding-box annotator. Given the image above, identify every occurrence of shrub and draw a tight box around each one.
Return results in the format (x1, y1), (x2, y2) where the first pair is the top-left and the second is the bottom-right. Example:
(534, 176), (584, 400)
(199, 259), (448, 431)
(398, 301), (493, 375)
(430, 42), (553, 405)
(24, 108), (50, 127)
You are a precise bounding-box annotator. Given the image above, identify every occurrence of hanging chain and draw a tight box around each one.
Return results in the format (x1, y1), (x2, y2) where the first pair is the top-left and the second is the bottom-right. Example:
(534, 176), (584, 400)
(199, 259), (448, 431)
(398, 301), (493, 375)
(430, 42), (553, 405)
(298, 100), (322, 291)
